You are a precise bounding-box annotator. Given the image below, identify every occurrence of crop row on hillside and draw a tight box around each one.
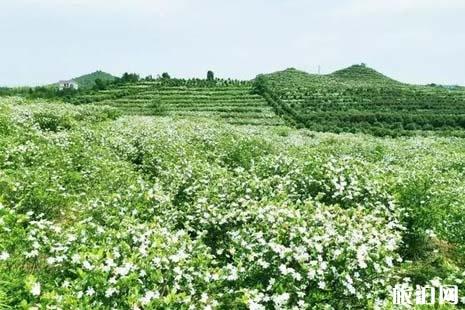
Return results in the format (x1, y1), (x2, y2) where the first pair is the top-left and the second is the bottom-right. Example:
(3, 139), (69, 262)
(255, 66), (465, 136)
(72, 83), (285, 127)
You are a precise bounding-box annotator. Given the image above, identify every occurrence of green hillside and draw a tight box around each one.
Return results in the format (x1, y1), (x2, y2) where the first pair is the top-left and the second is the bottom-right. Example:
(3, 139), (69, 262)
(330, 63), (399, 83)
(73, 70), (116, 89)
(67, 65), (465, 135)
(72, 79), (285, 126)
(255, 65), (465, 136)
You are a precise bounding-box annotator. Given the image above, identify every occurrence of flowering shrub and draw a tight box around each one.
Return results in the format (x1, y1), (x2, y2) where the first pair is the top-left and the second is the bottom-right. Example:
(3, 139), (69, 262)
(0, 98), (464, 308)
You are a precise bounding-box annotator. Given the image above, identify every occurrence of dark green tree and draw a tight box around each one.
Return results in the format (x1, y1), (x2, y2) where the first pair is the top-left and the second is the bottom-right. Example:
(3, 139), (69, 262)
(207, 70), (214, 81)
(94, 78), (107, 90)
(121, 73), (139, 83)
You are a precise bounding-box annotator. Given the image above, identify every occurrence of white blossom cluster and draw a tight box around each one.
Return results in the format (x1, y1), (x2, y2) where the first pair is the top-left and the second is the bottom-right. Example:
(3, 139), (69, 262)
(1, 99), (464, 308)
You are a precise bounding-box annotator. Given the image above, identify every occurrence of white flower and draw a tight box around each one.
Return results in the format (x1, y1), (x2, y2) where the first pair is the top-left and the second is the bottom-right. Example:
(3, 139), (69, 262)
(25, 249), (39, 258)
(356, 244), (368, 269)
(31, 282), (41, 296)
(248, 300), (265, 310)
(279, 264), (289, 275)
(386, 238), (397, 251)
(102, 264), (111, 272)
(169, 250), (188, 263)
(86, 287), (95, 296)
(105, 287), (117, 297)
(82, 260), (93, 270)
(0, 251), (10, 261)
(385, 256), (393, 267)
(257, 259), (270, 269)
(46, 257), (56, 265)
(71, 253), (81, 264)
(115, 262), (133, 276)
(226, 265), (239, 281)
(292, 272), (302, 281)
(307, 269), (316, 280)
(273, 293), (290, 307)
(140, 290), (160, 305)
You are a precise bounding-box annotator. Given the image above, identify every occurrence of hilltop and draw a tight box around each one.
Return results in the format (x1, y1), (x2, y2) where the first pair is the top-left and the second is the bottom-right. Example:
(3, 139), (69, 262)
(255, 64), (465, 136)
(330, 64), (400, 83)
(259, 64), (400, 89)
(48, 70), (116, 90)
(72, 70), (117, 89)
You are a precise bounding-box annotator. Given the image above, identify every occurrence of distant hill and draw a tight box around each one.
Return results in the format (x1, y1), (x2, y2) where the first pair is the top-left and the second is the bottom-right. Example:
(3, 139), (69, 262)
(72, 71), (117, 89)
(259, 65), (400, 89)
(254, 64), (465, 136)
(330, 64), (399, 83)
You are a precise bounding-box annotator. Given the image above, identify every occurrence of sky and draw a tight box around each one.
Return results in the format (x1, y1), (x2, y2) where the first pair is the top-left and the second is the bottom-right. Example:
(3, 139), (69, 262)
(1, 0), (464, 86)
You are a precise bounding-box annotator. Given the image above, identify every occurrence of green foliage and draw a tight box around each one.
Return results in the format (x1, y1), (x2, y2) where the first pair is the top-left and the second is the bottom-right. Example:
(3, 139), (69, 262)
(218, 133), (273, 170)
(121, 73), (140, 84)
(93, 78), (107, 91)
(1, 97), (465, 308)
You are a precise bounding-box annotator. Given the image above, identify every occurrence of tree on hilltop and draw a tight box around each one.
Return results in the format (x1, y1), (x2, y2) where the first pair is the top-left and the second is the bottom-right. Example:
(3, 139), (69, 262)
(121, 73), (140, 83)
(207, 70), (214, 81)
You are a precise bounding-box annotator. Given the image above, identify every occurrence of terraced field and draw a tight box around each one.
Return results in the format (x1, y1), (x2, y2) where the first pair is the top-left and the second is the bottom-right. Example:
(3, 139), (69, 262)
(256, 65), (465, 136)
(74, 82), (285, 126)
(70, 65), (465, 135)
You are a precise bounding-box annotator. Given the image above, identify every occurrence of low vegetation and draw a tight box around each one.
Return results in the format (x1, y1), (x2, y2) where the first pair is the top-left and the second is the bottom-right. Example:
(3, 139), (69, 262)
(1, 97), (464, 308)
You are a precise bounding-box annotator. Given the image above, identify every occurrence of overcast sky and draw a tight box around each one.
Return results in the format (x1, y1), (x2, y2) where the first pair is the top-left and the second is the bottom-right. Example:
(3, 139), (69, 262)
(1, 0), (464, 86)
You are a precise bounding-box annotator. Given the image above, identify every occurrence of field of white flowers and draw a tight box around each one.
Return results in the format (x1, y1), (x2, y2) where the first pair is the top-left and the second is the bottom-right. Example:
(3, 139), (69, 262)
(1, 97), (465, 309)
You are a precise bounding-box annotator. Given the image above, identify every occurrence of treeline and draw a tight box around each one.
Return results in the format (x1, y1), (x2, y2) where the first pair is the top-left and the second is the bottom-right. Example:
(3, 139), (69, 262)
(93, 71), (251, 90)
(0, 86), (79, 100)
(1, 71), (251, 101)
